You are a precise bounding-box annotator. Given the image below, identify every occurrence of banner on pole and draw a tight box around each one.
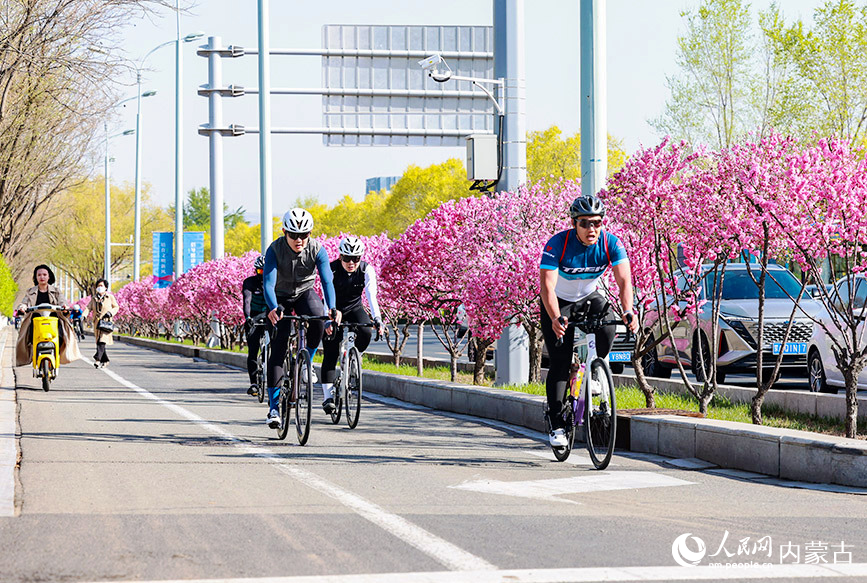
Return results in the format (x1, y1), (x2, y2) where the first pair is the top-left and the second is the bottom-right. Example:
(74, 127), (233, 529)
(184, 232), (205, 272)
(153, 232), (174, 289)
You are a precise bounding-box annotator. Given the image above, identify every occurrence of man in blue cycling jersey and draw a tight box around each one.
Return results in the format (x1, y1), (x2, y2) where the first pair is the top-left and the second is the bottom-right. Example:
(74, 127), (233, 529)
(263, 208), (341, 428)
(540, 194), (638, 448)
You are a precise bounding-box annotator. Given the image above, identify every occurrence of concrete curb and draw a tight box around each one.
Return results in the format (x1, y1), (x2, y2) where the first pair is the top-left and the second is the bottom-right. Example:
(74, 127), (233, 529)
(0, 326), (18, 516)
(115, 334), (867, 488)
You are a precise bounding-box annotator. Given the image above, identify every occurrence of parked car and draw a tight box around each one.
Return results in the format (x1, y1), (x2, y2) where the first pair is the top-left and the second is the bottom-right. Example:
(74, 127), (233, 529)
(806, 275), (867, 393)
(643, 263), (821, 383)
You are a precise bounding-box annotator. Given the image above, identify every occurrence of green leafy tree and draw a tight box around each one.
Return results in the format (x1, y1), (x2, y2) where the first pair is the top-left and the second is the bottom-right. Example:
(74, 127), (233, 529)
(381, 158), (470, 235)
(183, 187), (246, 231)
(527, 125), (627, 186)
(0, 255), (17, 316)
(652, 0), (756, 149)
(764, 0), (867, 144)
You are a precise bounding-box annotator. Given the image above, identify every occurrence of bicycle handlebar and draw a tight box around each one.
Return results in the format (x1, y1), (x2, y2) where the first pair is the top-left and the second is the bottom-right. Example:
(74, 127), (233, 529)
(555, 313), (633, 348)
(335, 321), (382, 342)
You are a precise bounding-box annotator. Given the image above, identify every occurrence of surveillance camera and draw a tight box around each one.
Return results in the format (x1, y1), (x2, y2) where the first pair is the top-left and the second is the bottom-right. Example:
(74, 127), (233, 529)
(418, 54), (443, 71)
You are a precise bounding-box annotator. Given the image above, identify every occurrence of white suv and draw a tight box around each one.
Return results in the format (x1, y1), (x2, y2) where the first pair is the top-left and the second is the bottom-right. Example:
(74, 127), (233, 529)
(807, 275), (867, 393)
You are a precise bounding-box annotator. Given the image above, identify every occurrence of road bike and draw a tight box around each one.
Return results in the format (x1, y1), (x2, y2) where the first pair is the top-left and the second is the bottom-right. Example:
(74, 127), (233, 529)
(545, 306), (631, 469)
(328, 322), (379, 429)
(277, 314), (331, 445)
(248, 313), (270, 404)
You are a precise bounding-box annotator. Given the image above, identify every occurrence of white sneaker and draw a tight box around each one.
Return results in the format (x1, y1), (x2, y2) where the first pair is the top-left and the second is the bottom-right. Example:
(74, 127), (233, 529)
(549, 428), (568, 448)
(590, 379), (602, 397)
(266, 409), (280, 429)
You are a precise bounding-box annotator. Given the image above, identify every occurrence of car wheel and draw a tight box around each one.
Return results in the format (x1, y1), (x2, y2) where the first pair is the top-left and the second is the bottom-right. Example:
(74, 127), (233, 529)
(692, 333), (723, 384)
(808, 349), (833, 393)
(609, 363), (624, 374)
(641, 337), (672, 379)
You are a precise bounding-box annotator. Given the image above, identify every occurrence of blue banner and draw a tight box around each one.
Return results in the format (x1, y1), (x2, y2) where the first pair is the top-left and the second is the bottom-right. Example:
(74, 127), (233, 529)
(183, 232), (205, 272)
(152, 232), (173, 289)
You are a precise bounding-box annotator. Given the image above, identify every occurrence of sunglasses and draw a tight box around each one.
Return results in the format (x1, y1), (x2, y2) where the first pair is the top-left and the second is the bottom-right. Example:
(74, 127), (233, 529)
(577, 218), (603, 229)
(341, 255), (361, 263)
(286, 231), (310, 240)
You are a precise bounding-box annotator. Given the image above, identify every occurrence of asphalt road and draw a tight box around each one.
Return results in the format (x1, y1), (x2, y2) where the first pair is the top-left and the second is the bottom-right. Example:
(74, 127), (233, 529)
(2, 337), (867, 583)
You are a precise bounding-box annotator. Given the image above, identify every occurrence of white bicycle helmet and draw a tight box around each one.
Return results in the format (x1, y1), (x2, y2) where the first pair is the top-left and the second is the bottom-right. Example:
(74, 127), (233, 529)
(338, 236), (365, 257)
(282, 208), (314, 233)
(253, 255), (265, 270)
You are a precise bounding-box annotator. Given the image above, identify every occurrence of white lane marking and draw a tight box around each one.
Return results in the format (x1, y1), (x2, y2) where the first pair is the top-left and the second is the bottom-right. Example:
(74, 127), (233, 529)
(0, 330), (15, 516)
(451, 471), (694, 503)
(525, 449), (592, 466)
(98, 366), (495, 572)
(81, 562), (867, 583)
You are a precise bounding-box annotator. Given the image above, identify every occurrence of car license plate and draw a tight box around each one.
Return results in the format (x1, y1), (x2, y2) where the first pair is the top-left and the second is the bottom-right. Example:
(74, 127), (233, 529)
(772, 342), (807, 355)
(608, 351), (631, 362)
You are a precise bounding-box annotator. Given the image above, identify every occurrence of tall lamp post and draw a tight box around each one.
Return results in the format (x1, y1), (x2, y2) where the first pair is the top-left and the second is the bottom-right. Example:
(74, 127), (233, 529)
(132, 30), (204, 282)
(103, 122), (135, 285)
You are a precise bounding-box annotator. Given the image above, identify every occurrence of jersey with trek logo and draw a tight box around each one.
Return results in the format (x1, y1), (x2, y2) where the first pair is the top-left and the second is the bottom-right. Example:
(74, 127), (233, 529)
(540, 229), (627, 302)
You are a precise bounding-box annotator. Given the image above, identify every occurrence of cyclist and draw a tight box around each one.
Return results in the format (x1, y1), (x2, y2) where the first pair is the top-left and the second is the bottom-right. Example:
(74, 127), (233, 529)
(69, 305), (85, 340)
(539, 194), (638, 448)
(262, 208), (341, 428)
(242, 255), (268, 396)
(320, 236), (385, 413)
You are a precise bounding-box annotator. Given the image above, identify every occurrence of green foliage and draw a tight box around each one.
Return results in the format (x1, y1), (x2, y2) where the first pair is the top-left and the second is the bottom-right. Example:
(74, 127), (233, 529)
(527, 125), (627, 186)
(764, 0), (867, 144)
(0, 255), (17, 316)
(653, 0), (756, 149)
(184, 187), (246, 231)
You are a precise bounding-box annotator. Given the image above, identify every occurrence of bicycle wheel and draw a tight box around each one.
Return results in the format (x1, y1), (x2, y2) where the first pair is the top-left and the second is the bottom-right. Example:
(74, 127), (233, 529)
(330, 369), (343, 425)
(256, 343), (268, 404)
(585, 358), (616, 469)
(345, 347), (362, 429)
(40, 359), (52, 392)
(276, 354), (293, 440)
(295, 349), (313, 445)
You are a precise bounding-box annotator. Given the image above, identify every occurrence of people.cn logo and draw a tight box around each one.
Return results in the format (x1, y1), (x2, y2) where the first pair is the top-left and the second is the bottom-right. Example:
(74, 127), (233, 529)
(672, 533), (706, 567)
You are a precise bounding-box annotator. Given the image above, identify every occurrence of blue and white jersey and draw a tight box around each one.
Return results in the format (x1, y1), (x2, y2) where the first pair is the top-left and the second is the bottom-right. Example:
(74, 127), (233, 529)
(540, 229), (628, 301)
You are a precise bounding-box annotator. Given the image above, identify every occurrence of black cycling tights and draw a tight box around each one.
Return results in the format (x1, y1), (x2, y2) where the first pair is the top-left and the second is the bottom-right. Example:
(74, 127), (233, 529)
(540, 292), (615, 430)
(267, 288), (327, 388)
(320, 306), (373, 385)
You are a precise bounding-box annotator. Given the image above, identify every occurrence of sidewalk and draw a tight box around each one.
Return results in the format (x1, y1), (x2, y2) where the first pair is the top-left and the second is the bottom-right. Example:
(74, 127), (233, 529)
(0, 326), (17, 516)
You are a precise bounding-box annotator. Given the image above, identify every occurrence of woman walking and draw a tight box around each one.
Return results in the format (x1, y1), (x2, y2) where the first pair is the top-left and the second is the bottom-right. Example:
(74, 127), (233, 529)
(86, 278), (118, 368)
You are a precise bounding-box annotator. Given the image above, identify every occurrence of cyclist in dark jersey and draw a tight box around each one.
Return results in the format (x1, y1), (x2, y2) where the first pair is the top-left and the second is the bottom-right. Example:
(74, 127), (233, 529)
(262, 208), (340, 428)
(540, 194), (638, 448)
(319, 236), (384, 413)
(242, 255), (268, 396)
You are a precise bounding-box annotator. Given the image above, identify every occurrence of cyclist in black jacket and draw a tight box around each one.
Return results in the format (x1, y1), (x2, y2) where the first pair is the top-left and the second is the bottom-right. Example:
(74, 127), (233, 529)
(242, 255), (269, 396)
(320, 236), (384, 413)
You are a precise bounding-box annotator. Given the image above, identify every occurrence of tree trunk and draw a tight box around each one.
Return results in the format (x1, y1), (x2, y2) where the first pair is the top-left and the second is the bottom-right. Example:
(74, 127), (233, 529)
(750, 393), (764, 426)
(699, 392), (713, 416)
(845, 371), (858, 438)
(417, 323), (424, 377)
(526, 323), (543, 384)
(632, 355), (656, 408)
(473, 338), (495, 385)
(450, 354), (458, 382)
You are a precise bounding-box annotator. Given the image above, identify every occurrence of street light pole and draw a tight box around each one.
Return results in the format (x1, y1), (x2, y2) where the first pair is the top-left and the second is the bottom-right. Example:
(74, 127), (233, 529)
(104, 124), (135, 287)
(133, 70), (144, 281)
(175, 0), (184, 280)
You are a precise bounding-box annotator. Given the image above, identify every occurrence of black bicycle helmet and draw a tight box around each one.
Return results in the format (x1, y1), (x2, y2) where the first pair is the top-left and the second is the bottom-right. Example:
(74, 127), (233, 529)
(569, 194), (606, 218)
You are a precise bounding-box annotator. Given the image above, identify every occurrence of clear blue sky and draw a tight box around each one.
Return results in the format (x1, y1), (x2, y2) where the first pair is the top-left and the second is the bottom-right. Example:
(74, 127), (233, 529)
(107, 0), (823, 222)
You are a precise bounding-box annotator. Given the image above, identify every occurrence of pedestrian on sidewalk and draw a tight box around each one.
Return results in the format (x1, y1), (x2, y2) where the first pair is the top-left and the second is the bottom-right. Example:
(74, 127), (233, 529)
(86, 278), (118, 369)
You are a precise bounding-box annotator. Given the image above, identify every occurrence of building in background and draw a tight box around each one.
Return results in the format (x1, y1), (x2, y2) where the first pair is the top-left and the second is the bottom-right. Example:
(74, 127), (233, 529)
(365, 176), (400, 195)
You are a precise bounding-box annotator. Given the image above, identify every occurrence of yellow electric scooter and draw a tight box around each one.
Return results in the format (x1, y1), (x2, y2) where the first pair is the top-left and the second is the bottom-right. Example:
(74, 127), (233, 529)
(26, 304), (67, 392)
